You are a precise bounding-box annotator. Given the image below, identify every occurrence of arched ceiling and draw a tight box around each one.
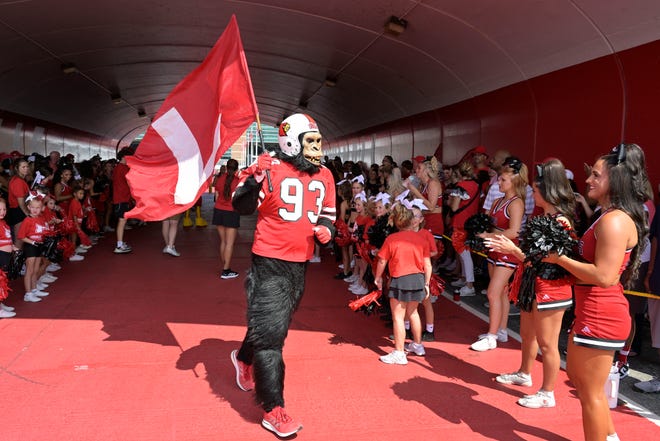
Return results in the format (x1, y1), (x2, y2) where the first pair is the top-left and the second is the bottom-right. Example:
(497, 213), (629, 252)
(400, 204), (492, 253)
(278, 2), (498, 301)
(2, 0), (660, 143)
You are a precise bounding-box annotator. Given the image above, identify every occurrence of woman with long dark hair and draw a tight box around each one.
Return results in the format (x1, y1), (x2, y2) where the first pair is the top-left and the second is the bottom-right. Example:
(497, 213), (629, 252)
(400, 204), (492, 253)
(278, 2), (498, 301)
(7, 158), (31, 240)
(486, 159), (576, 408)
(212, 159), (241, 279)
(544, 144), (649, 441)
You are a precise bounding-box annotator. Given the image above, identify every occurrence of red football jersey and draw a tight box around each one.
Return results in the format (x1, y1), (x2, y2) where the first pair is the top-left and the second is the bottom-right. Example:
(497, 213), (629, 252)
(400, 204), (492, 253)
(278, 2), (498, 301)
(243, 160), (336, 262)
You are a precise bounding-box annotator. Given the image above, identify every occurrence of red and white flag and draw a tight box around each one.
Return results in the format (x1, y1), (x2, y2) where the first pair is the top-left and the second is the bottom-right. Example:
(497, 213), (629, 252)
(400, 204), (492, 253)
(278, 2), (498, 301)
(125, 15), (257, 221)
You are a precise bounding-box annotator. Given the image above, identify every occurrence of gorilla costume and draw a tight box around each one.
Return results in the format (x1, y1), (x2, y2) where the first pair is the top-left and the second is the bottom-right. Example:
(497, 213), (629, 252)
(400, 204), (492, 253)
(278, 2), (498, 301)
(230, 113), (336, 437)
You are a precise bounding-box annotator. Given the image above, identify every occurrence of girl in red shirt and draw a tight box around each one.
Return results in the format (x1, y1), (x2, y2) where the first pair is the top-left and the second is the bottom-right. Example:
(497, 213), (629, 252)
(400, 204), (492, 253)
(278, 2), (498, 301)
(18, 197), (50, 303)
(7, 158), (30, 239)
(0, 198), (17, 317)
(375, 203), (432, 365)
(68, 186), (88, 255)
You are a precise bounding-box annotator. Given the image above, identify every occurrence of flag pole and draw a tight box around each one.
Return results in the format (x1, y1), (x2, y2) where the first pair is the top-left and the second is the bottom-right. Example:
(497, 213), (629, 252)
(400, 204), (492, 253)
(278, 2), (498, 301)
(255, 114), (273, 192)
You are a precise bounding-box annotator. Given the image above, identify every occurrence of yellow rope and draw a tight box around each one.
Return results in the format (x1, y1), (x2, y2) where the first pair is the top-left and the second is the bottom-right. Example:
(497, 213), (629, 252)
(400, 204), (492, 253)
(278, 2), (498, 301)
(439, 234), (660, 299)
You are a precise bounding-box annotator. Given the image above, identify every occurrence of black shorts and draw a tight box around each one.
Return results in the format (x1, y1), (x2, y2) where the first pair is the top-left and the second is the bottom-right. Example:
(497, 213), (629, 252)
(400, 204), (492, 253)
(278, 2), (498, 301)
(7, 207), (26, 226)
(212, 208), (240, 228)
(23, 242), (42, 258)
(114, 202), (131, 219)
(0, 250), (10, 271)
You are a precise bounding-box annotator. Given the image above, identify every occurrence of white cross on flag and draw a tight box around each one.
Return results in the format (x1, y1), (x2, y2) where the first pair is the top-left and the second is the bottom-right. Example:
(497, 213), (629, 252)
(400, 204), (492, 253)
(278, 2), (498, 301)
(125, 15), (257, 221)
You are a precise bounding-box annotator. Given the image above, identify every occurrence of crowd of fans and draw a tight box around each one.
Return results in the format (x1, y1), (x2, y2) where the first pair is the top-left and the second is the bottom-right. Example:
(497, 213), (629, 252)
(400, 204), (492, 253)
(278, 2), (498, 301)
(308, 145), (659, 440)
(0, 148), (139, 317)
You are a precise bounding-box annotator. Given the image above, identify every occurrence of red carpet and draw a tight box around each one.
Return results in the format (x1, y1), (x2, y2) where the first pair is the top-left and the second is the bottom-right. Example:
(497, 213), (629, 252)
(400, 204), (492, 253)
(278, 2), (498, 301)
(0, 218), (657, 440)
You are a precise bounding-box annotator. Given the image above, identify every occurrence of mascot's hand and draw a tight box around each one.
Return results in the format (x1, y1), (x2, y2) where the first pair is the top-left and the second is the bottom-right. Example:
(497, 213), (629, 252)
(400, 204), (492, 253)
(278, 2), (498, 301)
(257, 152), (273, 172)
(313, 226), (331, 244)
(243, 153), (273, 183)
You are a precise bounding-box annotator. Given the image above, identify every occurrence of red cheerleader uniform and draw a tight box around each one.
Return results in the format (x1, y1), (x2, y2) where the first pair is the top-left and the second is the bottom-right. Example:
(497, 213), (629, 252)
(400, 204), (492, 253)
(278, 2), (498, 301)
(573, 209), (631, 350)
(487, 196), (521, 268)
(421, 184), (444, 238)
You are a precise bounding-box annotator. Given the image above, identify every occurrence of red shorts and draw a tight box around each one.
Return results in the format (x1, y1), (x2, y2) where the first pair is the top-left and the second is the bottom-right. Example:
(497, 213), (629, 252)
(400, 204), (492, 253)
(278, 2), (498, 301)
(572, 284), (630, 350)
(535, 278), (573, 310)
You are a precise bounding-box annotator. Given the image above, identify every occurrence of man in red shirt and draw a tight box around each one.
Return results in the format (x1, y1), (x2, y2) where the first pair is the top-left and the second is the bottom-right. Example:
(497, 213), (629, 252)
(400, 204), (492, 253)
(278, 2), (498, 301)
(230, 114), (336, 438)
(112, 148), (133, 254)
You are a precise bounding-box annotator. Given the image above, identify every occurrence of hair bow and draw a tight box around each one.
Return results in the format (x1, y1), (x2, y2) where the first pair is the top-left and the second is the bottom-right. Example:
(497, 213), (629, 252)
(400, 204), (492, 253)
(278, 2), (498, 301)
(354, 191), (367, 202)
(25, 190), (45, 202)
(410, 198), (428, 210)
(611, 143), (626, 164)
(395, 189), (410, 202)
(336, 179), (348, 186)
(374, 192), (391, 205)
(351, 175), (365, 185)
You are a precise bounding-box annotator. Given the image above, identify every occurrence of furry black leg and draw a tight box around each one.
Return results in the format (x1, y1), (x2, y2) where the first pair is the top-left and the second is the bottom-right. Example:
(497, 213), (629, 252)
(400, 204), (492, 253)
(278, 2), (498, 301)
(236, 254), (306, 411)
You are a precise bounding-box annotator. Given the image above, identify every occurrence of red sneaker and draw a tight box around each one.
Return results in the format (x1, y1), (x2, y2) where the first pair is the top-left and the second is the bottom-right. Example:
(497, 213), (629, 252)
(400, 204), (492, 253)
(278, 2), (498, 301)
(262, 406), (302, 437)
(230, 350), (254, 391)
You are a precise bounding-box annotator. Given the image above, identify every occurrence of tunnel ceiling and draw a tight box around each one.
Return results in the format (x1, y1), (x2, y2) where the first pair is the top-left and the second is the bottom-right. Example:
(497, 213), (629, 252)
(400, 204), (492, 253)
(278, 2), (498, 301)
(1, 0), (660, 144)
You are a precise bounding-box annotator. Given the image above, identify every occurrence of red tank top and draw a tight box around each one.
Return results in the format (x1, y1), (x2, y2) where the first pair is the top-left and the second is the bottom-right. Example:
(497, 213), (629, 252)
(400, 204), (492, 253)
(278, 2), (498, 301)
(489, 196), (519, 232)
(421, 183), (442, 210)
(579, 209), (632, 274)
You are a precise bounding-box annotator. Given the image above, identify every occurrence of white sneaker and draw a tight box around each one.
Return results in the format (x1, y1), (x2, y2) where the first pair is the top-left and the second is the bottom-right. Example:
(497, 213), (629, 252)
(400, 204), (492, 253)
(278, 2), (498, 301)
(308, 256), (321, 263)
(450, 279), (466, 288)
(379, 350), (408, 365)
(163, 246), (181, 257)
(633, 378), (660, 393)
(47, 263), (61, 272)
(496, 371), (532, 387)
(0, 303), (15, 312)
(32, 289), (49, 297)
(351, 285), (369, 295)
(459, 285), (475, 296)
(480, 329), (508, 342)
(471, 335), (497, 352)
(404, 341), (426, 356)
(24, 292), (42, 302)
(36, 282), (49, 291)
(344, 273), (359, 283)
(518, 390), (555, 408)
(0, 309), (16, 318)
(80, 244), (92, 250)
(75, 246), (88, 254)
(69, 254), (85, 261)
(40, 273), (58, 283)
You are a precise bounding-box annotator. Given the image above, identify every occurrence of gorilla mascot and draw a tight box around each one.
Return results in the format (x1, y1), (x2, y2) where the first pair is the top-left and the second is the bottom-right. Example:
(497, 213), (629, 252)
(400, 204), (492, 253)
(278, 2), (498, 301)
(230, 113), (336, 437)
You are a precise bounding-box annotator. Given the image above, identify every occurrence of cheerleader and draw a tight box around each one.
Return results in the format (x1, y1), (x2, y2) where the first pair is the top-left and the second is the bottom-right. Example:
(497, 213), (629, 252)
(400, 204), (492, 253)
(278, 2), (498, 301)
(18, 196), (50, 303)
(0, 198), (16, 317)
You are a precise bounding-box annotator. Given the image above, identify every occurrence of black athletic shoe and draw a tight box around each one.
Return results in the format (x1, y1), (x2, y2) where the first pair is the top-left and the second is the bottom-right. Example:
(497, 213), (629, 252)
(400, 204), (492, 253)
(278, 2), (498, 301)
(422, 331), (435, 342)
(221, 269), (239, 279)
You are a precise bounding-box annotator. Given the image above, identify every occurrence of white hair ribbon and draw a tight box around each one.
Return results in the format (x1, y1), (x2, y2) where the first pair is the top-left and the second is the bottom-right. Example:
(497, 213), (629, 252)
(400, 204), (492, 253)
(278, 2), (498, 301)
(395, 189), (410, 202)
(336, 179), (348, 186)
(410, 198), (428, 210)
(351, 175), (364, 185)
(374, 192), (391, 205)
(400, 198), (413, 210)
(354, 191), (367, 202)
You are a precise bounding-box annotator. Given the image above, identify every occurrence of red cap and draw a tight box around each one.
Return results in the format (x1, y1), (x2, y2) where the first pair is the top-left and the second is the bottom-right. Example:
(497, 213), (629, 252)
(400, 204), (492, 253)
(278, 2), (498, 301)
(473, 145), (487, 155)
(412, 155), (426, 163)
